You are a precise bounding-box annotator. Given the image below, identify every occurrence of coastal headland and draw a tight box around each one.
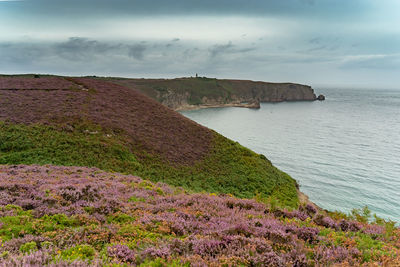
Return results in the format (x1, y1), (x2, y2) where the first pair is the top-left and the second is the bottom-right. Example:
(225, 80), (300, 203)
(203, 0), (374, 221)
(105, 76), (323, 111)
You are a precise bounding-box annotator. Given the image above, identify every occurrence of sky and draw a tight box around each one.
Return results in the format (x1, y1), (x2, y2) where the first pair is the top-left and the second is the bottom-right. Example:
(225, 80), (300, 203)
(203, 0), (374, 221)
(0, 0), (399, 89)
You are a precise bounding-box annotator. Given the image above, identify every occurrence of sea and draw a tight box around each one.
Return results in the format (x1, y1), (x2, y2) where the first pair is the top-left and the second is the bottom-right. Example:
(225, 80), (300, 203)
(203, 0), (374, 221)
(181, 88), (400, 222)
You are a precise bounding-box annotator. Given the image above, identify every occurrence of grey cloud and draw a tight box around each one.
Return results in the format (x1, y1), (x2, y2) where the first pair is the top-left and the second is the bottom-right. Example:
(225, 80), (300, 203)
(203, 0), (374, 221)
(296, 36), (342, 53)
(309, 37), (321, 44)
(0, 38), (147, 66)
(301, 44), (340, 53)
(165, 40), (180, 48)
(182, 48), (200, 59)
(209, 42), (234, 58)
(0, 42), (48, 64)
(0, 37), (257, 78)
(0, 38), (206, 76)
(1, 34), (399, 89)
(55, 37), (122, 61)
(208, 42), (256, 58)
(128, 44), (147, 60)
(237, 47), (257, 53)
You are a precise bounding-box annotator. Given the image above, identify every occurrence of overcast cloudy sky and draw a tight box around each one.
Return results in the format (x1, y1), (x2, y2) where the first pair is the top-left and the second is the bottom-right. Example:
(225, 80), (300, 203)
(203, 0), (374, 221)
(1, 0), (399, 88)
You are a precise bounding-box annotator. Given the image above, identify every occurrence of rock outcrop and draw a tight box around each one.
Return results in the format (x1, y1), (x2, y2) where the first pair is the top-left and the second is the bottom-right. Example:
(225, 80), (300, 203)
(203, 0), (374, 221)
(111, 77), (318, 110)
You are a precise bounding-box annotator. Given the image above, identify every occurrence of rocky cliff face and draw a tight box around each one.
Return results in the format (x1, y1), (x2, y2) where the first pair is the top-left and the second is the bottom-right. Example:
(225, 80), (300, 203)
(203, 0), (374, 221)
(225, 80), (316, 103)
(110, 77), (317, 110)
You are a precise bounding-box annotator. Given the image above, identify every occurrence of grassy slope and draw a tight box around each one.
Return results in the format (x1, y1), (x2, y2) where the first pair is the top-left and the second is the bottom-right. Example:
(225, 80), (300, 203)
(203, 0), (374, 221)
(0, 76), (299, 208)
(0, 120), (298, 208)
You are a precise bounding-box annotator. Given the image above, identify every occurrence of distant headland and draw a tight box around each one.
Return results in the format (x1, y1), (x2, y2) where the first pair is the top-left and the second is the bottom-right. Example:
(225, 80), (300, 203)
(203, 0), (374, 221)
(101, 76), (325, 111)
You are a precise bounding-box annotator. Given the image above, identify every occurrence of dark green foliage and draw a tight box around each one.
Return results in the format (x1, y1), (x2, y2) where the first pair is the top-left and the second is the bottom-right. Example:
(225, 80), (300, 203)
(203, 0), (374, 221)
(107, 213), (136, 224)
(0, 209), (81, 241)
(0, 121), (298, 208)
(0, 122), (140, 173)
(134, 133), (299, 208)
(20, 241), (38, 253)
(351, 206), (371, 223)
(0, 211), (34, 240)
(128, 196), (146, 203)
(61, 244), (96, 261)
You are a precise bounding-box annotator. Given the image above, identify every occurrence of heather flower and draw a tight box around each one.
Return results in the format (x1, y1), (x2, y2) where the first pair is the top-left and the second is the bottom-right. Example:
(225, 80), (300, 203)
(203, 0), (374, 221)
(314, 245), (350, 265)
(292, 253), (308, 267)
(305, 204), (317, 215)
(141, 246), (170, 260)
(0, 165), (398, 266)
(296, 227), (320, 243)
(363, 224), (385, 236)
(313, 214), (339, 230)
(169, 239), (189, 255)
(273, 209), (286, 218)
(286, 210), (309, 221)
(0, 77), (77, 90)
(0, 249), (52, 267)
(191, 238), (225, 257)
(266, 229), (290, 244)
(107, 244), (136, 263)
(339, 219), (361, 232)
(1, 235), (47, 253)
(226, 223), (253, 237)
(248, 251), (285, 267)
(0, 248), (103, 266)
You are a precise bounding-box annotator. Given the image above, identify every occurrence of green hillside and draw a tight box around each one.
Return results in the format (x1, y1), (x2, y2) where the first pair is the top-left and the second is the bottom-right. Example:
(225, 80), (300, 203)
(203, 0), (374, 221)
(0, 76), (298, 208)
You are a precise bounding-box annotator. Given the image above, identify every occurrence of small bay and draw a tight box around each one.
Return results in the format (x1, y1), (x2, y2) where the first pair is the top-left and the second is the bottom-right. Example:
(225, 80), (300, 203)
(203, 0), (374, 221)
(181, 88), (400, 222)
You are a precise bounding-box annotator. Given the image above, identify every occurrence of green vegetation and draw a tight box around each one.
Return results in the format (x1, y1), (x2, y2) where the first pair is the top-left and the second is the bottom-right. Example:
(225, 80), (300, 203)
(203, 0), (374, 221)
(0, 121), (298, 208)
(137, 134), (299, 207)
(0, 206), (83, 241)
(0, 122), (140, 172)
(60, 245), (96, 261)
(20, 242), (38, 254)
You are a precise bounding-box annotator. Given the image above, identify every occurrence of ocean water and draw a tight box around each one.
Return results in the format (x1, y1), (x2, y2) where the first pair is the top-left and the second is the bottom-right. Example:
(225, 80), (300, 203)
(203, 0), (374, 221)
(181, 88), (400, 222)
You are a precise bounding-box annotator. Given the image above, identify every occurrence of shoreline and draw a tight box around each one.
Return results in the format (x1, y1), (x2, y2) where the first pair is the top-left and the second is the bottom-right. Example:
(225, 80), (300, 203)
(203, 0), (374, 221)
(174, 101), (261, 111)
(174, 98), (321, 111)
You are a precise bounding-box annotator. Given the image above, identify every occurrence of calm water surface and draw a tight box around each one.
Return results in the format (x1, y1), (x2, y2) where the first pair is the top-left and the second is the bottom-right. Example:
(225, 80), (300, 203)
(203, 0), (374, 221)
(181, 88), (400, 222)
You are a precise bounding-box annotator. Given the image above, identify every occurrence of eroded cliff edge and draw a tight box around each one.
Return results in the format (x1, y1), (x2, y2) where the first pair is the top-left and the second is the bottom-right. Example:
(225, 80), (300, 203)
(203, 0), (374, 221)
(109, 77), (318, 110)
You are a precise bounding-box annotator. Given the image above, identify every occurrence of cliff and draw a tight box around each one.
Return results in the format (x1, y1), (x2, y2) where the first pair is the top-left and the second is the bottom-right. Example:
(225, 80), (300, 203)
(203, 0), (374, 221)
(108, 77), (318, 110)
